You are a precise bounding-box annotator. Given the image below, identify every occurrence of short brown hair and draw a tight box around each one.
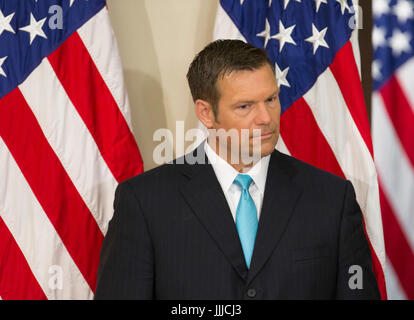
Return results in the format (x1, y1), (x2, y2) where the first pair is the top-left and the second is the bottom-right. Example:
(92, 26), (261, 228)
(186, 39), (275, 119)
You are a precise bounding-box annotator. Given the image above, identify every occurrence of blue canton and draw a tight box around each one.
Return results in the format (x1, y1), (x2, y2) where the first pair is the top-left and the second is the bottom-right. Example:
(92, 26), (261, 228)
(0, 0), (106, 99)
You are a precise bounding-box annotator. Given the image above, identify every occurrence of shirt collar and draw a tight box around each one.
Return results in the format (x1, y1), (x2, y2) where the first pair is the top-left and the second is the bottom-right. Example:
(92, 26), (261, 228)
(204, 140), (270, 194)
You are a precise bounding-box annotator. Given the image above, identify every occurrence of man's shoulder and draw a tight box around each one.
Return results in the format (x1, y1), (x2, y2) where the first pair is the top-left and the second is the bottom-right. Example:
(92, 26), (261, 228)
(120, 161), (182, 188)
(273, 150), (349, 189)
(120, 148), (206, 188)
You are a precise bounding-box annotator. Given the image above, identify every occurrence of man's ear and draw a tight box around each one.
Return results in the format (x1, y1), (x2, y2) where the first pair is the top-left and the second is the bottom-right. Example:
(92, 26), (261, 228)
(194, 99), (216, 129)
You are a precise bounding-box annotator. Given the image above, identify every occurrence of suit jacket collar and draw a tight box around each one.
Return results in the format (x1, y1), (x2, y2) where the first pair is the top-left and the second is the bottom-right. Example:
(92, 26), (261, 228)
(178, 142), (248, 280)
(246, 148), (303, 286)
(178, 143), (303, 284)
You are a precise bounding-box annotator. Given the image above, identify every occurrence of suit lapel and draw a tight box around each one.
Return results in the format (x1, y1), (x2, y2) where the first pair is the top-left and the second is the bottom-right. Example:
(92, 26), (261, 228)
(246, 150), (303, 286)
(178, 144), (249, 281)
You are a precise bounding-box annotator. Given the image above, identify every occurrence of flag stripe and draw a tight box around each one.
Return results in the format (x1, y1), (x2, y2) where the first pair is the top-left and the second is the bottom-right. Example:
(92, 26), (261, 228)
(0, 216), (47, 300)
(47, 32), (143, 183)
(379, 76), (414, 169)
(0, 88), (103, 292)
(214, 3), (247, 41)
(395, 58), (414, 114)
(385, 256), (407, 300)
(280, 96), (386, 299)
(372, 0), (414, 299)
(280, 97), (346, 178)
(372, 93), (414, 251)
(329, 41), (374, 156)
(19, 59), (117, 235)
(275, 135), (290, 156)
(302, 66), (386, 296)
(379, 183), (414, 299)
(77, 8), (134, 130)
(304, 66), (385, 263)
(303, 67), (376, 191)
(349, 28), (361, 80)
(0, 136), (93, 299)
(362, 218), (388, 300)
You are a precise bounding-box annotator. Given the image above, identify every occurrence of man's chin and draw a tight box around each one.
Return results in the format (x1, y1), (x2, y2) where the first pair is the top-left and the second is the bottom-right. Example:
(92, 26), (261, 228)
(261, 145), (277, 157)
(258, 137), (278, 157)
(242, 143), (276, 160)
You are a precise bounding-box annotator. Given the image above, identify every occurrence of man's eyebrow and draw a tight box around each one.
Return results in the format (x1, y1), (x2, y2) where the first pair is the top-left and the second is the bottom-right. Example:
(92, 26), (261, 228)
(231, 100), (256, 107)
(231, 89), (280, 107)
(267, 89), (280, 98)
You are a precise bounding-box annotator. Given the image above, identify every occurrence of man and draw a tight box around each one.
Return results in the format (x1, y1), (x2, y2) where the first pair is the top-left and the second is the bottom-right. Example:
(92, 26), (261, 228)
(95, 40), (380, 299)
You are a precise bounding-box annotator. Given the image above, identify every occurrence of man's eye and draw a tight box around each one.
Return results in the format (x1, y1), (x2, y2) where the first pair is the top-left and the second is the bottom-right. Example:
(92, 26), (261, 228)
(238, 105), (248, 109)
(267, 96), (277, 103)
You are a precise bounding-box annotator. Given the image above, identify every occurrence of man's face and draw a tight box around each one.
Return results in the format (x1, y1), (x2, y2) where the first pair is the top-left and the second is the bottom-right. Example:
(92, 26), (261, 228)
(211, 64), (281, 161)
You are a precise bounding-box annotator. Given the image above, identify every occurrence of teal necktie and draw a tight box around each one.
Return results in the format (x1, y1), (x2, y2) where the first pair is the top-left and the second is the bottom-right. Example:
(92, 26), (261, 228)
(234, 174), (258, 269)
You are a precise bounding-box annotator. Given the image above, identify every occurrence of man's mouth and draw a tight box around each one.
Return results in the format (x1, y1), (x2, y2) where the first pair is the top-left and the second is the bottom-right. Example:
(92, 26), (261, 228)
(251, 130), (275, 139)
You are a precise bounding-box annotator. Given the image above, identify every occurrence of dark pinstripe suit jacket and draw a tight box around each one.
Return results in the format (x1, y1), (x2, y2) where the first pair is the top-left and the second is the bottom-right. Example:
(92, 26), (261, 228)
(94, 143), (380, 299)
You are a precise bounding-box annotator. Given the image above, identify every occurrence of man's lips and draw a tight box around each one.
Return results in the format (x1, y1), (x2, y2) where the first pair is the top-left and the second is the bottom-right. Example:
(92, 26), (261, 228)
(251, 130), (275, 139)
(260, 132), (274, 139)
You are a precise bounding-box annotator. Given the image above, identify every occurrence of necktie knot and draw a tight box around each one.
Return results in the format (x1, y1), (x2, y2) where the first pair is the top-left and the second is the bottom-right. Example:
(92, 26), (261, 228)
(234, 174), (253, 191)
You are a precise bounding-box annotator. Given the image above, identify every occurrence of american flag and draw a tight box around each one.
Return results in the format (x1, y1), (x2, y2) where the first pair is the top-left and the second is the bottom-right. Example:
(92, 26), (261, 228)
(0, 0), (143, 299)
(214, 0), (387, 298)
(372, 0), (414, 300)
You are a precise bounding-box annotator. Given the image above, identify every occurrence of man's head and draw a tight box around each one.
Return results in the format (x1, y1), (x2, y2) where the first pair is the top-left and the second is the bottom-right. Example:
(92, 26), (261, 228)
(187, 40), (281, 165)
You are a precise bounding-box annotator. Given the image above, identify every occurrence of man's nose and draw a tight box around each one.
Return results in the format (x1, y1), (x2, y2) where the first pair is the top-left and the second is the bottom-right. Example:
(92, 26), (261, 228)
(255, 103), (272, 125)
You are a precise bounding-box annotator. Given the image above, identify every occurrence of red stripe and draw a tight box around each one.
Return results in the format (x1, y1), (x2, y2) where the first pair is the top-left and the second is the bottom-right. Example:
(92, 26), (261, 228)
(280, 97), (346, 178)
(329, 41), (374, 157)
(329, 42), (387, 298)
(47, 32), (143, 183)
(0, 216), (47, 300)
(0, 88), (103, 292)
(281, 98), (387, 299)
(379, 75), (414, 169)
(379, 180), (414, 299)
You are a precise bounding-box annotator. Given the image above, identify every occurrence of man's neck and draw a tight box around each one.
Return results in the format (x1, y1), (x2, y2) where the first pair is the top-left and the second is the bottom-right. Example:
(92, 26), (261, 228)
(207, 139), (258, 173)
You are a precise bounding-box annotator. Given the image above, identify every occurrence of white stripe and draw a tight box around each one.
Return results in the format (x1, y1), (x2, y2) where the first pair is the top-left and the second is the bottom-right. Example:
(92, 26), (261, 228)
(350, 29), (361, 80)
(350, 0), (361, 79)
(214, 4), (246, 41)
(372, 93), (414, 251)
(19, 59), (118, 235)
(395, 57), (414, 114)
(77, 7), (134, 131)
(0, 137), (92, 299)
(303, 68), (385, 269)
(385, 257), (407, 300)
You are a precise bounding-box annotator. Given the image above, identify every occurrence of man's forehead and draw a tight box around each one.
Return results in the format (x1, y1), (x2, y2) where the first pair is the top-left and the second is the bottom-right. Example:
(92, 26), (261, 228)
(219, 64), (274, 79)
(218, 67), (278, 94)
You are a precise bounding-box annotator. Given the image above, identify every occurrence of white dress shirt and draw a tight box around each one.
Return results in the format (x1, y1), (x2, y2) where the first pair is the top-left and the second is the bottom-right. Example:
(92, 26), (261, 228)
(204, 141), (271, 222)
